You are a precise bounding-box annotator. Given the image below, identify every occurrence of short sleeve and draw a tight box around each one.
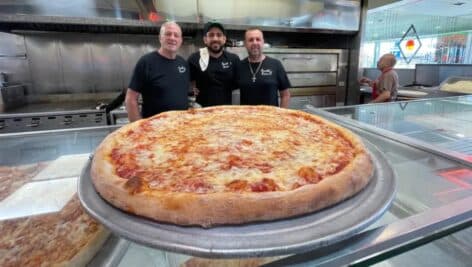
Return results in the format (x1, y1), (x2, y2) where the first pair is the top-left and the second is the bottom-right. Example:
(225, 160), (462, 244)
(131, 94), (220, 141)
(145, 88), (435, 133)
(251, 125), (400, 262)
(231, 55), (241, 90)
(381, 74), (396, 92)
(128, 56), (147, 94)
(184, 60), (191, 84)
(188, 53), (199, 81)
(276, 60), (291, 91)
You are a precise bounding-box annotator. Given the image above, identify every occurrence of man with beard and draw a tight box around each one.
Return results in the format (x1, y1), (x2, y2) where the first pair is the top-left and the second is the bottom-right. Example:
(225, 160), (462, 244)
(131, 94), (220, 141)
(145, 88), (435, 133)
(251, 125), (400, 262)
(188, 22), (240, 107)
(239, 27), (291, 108)
(125, 21), (190, 122)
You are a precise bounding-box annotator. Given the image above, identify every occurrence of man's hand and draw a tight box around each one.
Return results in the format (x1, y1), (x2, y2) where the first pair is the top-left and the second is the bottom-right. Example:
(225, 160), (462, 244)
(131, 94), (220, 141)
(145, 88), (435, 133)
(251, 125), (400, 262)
(370, 90), (391, 103)
(359, 77), (372, 86)
(95, 103), (107, 110)
(280, 89), (291, 108)
(193, 87), (200, 96)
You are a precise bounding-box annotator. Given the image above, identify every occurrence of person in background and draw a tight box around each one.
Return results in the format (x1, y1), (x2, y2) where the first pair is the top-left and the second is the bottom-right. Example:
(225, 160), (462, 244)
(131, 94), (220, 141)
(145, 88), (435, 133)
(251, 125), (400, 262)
(187, 22), (240, 107)
(125, 21), (190, 122)
(238, 27), (291, 108)
(360, 53), (399, 103)
(96, 88), (126, 113)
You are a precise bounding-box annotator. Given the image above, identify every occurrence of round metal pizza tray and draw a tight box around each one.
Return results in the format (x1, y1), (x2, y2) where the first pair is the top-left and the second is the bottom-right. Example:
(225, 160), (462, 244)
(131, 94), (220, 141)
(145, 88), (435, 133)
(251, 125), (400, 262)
(78, 141), (396, 258)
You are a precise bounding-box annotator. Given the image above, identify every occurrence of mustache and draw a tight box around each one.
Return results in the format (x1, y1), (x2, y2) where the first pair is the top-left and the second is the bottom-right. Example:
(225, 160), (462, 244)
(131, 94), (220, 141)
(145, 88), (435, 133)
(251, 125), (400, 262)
(207, 45), (223, 53)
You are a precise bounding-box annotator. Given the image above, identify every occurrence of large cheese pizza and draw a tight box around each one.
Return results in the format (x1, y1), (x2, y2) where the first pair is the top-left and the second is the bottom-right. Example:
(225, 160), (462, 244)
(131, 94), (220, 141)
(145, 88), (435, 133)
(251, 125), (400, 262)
(91, 105), (373, 227)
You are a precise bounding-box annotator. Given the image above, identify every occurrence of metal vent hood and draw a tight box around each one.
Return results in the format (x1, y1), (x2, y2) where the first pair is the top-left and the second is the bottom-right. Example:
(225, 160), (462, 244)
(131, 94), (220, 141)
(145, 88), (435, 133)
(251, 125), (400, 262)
(0, 0), (360, 34)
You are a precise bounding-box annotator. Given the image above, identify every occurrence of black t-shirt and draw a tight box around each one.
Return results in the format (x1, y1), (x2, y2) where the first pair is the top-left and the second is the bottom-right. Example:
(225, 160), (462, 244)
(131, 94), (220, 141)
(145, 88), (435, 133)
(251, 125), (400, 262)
(128, 51), (189, 118)
(238, 56), (291, 106)
(188, 50), (240, 107)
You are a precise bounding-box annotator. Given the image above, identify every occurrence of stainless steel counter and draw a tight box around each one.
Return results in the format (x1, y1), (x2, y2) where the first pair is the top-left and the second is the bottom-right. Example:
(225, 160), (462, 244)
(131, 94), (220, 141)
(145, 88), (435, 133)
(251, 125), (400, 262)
(359, 86), (466, 103)
(0, 101), (471, 266)
(0, 99), (114, 133)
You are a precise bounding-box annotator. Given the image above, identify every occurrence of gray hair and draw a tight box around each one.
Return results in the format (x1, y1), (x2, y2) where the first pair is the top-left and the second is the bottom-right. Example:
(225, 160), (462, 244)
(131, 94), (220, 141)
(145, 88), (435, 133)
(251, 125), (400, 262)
(159, 21), (181, 36)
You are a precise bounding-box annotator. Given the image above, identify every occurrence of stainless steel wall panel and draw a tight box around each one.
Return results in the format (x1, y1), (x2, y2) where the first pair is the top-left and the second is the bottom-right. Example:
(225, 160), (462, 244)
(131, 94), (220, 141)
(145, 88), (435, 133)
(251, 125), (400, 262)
(119, 42), (155, 88)
(337, 50), (348, 103)
(24, 32), (170, 95)
(288, 73), (337, 87)
(0, 58), (31, 90)
(270, 54), (337, 72)
(24, 35), (62, 94)
(143, 43), (156, 54)
(90, 38), (124, 92)
(58, 36), (94, 94)
(0, 32), (26, 56)
(178, 41), (196, 60)
(119, 45), (143, 89)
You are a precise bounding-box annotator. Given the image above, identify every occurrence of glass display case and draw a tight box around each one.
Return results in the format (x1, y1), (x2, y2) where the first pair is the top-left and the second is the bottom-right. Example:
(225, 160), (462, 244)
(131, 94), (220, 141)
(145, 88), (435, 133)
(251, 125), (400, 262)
(0, 102), (470, 266)
(322, 95), (472, 166)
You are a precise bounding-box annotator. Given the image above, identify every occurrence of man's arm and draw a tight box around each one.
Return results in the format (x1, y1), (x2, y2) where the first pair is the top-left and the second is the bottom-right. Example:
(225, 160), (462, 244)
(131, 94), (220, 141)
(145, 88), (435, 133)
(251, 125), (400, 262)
(370, 90), (391, 103)
(359, 77), (374, 87)
(190, 80), (199, 96)
(125, 88), (141, 122)
(279, 89), (291, 108)
(106, 88), (126, 113)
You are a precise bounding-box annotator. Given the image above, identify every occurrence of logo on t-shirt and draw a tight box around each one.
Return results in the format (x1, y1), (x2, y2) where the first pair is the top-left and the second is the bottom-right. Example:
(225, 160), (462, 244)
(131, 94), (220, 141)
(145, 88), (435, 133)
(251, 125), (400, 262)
(221, 61), (231, 69)
(261, 69), (272, 76)
(178, 65), (186, 73)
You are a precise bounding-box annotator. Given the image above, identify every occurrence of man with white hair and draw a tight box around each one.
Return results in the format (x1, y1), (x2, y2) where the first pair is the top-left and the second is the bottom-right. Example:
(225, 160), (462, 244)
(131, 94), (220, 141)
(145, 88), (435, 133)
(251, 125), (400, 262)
(126, 21), (190, 122)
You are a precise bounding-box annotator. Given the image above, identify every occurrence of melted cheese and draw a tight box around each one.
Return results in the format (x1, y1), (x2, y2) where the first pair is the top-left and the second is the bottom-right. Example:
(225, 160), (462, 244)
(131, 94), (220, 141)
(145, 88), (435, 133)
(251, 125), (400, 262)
(112, 106), (357, 193)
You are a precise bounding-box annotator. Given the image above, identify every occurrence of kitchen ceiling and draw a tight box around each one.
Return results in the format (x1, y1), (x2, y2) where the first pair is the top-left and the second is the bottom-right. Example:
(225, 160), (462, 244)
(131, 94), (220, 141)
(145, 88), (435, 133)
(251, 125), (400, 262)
(370, 0), (472, 17)
(365, 0), (472, 41)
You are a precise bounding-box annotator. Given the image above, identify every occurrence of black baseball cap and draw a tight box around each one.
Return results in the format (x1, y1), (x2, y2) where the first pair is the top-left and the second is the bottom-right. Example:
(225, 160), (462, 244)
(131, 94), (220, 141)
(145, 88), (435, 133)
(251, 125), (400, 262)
(203, 21), (226, 35)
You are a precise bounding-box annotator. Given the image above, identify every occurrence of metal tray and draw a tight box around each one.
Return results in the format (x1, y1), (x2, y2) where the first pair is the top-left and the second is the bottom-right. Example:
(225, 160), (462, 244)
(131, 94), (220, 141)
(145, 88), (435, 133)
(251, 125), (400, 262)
(78, 141), (396, 258)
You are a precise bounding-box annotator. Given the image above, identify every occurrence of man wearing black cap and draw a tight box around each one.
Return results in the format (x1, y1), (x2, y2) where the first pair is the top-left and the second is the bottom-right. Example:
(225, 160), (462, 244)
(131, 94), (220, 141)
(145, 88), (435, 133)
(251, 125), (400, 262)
(188, 22), (240, 107)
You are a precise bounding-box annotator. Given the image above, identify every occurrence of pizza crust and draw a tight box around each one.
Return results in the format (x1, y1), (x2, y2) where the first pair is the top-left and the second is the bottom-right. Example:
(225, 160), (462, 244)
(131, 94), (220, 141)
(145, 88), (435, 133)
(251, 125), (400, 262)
(91, 106), (373, 227)
(92, 146), (372, 227)
(64, 227), (109, 267)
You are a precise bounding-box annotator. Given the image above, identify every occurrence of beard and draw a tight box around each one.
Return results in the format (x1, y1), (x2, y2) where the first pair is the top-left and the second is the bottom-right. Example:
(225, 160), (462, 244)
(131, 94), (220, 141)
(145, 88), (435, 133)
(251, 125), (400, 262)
(248, 48), (261, 59)
(207, 43), (224, 54)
